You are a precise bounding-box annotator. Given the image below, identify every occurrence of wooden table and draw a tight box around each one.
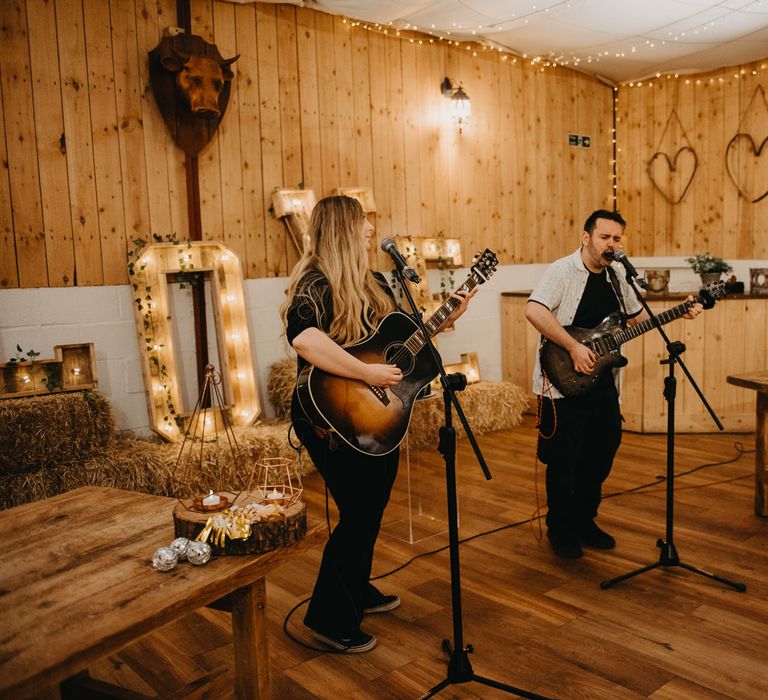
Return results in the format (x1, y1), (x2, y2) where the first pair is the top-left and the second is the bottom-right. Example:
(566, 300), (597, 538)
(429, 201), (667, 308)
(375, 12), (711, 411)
(726, 371), (768, 516)
(0, 487), (323, 699)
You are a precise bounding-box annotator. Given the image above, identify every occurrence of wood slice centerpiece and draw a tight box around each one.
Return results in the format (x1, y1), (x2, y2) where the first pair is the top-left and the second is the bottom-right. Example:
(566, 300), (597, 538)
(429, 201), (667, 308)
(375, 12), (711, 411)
(173, 491), (307, 556)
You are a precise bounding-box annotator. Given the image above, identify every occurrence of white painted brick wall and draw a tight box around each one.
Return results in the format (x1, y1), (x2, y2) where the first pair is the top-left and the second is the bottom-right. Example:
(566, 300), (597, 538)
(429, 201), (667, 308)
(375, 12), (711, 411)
(1, 256), (764, 436)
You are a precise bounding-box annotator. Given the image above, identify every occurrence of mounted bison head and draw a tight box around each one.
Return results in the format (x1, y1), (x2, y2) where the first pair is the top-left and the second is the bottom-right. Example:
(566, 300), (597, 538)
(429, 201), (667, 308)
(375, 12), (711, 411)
(149, 34), (239, 156)
(160, 48), (238, 119)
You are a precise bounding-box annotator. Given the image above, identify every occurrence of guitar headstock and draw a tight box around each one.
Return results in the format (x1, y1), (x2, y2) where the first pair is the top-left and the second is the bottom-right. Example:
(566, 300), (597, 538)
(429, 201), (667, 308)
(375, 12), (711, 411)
(697, 280), (729, 309)
(471, 249), (499, 283)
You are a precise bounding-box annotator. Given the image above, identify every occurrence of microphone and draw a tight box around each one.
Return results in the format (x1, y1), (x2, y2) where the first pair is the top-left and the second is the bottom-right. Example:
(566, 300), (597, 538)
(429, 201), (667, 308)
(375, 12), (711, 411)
(380, 238), (421, 283)
(608, 249), (647, 288)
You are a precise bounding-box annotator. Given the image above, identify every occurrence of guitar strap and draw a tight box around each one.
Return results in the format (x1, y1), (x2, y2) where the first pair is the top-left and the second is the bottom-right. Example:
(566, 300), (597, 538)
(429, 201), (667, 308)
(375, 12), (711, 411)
(606, 265), (629, 321)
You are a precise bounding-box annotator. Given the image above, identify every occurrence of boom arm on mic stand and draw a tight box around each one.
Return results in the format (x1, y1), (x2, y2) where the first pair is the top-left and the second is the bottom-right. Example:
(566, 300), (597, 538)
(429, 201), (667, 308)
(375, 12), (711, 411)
(380, 238), (421, 284)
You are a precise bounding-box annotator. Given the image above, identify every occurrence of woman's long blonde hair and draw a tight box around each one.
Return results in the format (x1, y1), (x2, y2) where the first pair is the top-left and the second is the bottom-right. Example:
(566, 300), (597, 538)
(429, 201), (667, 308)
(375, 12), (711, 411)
(279, 195), (395, 346)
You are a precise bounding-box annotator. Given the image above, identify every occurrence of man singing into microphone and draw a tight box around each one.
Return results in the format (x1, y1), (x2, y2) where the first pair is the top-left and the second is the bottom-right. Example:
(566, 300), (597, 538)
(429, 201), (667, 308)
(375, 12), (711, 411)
(525, 210), (702, 558)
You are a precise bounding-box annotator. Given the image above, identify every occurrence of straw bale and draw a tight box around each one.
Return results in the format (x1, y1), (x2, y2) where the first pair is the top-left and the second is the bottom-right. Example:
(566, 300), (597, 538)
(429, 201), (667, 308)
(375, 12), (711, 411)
(267, 357), (297, 419)
(406, 381), (527, 450)
(164, 421), (309, 498)
(0, 435), (168, 510)
(0, 376), (525, 510)
(0, 420), (311, 511)
(0, 391), (114, 475)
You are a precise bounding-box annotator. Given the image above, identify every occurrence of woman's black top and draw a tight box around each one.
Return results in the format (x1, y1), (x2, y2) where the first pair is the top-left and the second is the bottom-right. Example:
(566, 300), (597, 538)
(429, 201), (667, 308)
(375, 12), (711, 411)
(285, 268), (396, 373)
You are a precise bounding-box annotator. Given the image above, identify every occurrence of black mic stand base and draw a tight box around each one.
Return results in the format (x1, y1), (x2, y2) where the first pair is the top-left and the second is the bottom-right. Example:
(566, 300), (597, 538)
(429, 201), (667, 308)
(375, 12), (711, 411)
(600, 538), (747, 591)
(596, 273), (748, 596)
(420, 375), (552, 700)
(419, 640), (549, 700)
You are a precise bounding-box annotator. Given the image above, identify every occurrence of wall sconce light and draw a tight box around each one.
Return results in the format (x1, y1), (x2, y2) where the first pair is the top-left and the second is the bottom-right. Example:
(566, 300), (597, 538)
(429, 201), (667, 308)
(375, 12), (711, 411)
(441, 77), (471, 133)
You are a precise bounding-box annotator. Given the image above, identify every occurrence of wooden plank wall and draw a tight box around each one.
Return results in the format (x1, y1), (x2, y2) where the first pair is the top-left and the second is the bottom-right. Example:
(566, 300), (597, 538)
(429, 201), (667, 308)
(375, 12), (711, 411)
(0, 0), (614, 288)
(9, 3), (762, 289)
(616, 62), (768, 259)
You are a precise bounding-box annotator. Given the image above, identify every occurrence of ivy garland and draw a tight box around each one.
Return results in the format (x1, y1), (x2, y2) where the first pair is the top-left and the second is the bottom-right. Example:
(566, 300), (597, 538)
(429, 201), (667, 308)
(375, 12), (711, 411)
(6, 345), (62, 390)
(127, 233), (197, 431)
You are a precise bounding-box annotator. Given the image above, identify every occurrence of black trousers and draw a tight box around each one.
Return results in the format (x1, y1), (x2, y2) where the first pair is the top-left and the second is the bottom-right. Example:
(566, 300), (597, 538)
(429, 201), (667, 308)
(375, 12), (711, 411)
(536, 379), (622, 535)
(292, 400), (399, 636)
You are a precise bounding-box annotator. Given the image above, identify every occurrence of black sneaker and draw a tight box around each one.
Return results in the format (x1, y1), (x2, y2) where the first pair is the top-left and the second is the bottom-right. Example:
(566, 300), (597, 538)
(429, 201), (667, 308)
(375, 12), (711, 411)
(363, 594), (401, 614)
(579, 522), (616, 550)
(546, 529), (583, 559)
(310, 627), (377, 653)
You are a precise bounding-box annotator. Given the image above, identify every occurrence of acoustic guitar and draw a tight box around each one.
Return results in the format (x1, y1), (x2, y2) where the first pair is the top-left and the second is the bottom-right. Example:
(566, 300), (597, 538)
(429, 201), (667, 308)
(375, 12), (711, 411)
(296, 249), (499, 456)
(540, 282), (728, 398)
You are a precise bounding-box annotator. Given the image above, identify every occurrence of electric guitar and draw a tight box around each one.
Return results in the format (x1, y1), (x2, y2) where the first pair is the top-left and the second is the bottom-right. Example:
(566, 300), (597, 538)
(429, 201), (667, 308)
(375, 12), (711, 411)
(540, 282), (728, 398)
(296, 249), (499, 455)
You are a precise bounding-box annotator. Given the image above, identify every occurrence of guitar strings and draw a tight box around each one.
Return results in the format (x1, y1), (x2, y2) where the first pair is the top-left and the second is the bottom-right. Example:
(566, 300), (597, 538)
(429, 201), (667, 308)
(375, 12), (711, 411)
(381, 279), (475, 372)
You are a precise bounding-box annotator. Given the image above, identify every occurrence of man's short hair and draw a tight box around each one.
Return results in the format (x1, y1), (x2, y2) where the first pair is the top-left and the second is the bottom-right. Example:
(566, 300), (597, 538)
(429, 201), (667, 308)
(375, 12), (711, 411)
(584, 209), (626, 234)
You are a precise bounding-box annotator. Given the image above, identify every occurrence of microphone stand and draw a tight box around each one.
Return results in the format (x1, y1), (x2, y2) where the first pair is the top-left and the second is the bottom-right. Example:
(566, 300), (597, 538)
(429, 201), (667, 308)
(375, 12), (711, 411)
(600, 267), (746, 592)
(390, 264), (550, 700)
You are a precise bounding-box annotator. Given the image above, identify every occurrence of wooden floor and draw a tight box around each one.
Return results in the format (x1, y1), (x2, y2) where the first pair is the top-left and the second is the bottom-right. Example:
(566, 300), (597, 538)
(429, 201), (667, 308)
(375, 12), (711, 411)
(90, 417), (768, 699)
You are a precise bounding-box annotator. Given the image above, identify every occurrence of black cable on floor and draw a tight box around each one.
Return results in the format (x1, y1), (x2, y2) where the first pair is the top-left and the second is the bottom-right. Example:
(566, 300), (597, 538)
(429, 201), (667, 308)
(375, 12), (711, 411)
(283, 440), (754, 651)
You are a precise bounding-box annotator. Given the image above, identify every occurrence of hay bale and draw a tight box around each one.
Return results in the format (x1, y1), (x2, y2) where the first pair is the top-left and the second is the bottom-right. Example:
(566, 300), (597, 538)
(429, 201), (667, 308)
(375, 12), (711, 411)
(268, 357), (297, 419)
(0, 391), (114, 475)
(165, 420), (308, 497)
(0, 420), (309, 511)
(407, 381), (527, 450)
(0, 377), (525, 511)
(0, 435), (168, 510)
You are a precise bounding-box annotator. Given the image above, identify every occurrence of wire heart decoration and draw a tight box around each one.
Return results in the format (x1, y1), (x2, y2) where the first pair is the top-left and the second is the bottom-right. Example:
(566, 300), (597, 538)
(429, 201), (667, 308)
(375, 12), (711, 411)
(724, 86), (768, 204)
(646, 108), (698, 205)
(725, 134), (768, 203)
(647, 146), (698, 204)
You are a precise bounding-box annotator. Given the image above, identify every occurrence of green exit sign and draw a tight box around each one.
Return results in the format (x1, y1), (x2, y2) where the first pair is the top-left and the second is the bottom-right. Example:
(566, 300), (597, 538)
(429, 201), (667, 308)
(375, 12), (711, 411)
(568, 134), (591, 148)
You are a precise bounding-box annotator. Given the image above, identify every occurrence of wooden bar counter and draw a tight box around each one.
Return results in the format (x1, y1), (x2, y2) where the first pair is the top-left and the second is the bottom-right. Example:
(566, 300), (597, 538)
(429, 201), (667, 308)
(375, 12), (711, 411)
(726, 371), (768, 516)
(502, 291), (768, 433)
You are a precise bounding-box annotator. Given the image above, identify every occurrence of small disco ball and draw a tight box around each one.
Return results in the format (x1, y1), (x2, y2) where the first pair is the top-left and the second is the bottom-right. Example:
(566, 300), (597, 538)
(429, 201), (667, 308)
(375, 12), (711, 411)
(186, 540), (212, 566)
(152, 546), (178, 572)
(169, 537), (191, 561)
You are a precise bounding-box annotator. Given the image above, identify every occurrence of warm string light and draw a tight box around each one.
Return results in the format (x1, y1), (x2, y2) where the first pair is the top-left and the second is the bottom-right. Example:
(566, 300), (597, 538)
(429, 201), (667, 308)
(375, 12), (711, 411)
(661, 0), (765, 43)
(611, 87), (618, 209)
(341, 10), (767, 84)
(340, 16), (530, 70)
(546, 1), (766, 70)
(623, 61), (767, 88)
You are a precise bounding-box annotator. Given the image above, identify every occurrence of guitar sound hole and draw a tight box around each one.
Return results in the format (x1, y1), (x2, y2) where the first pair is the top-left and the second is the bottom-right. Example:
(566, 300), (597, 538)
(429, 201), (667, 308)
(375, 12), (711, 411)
(384, 342), (414, 375)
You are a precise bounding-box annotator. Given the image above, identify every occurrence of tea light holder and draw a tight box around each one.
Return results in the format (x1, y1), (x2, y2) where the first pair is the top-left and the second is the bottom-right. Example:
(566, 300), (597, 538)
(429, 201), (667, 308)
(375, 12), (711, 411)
(644, 268), (670, 295)
(750, 268), (768, 297)
(257, 457), (303, 507)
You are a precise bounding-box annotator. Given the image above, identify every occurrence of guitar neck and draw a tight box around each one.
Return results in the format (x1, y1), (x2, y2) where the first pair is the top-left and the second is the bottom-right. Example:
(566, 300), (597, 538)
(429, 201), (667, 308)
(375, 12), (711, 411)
(402, 273), (482, 354)
(614, 299), (694, 344)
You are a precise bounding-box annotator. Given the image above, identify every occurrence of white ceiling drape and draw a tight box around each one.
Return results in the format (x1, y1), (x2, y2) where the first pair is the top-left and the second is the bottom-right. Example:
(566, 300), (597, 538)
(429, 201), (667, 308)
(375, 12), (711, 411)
(246, 0), (768, 82)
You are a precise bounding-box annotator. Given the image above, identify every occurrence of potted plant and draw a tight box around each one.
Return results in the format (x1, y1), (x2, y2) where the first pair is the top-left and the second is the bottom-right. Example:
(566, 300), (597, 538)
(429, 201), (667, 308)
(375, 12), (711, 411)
(686, 252), (732, 286)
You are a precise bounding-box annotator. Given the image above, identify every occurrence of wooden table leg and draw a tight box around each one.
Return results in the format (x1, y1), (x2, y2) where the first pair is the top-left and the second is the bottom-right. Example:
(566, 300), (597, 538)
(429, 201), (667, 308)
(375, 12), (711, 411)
(757, 393), (767, 517)
(230, 577), (271, 700)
